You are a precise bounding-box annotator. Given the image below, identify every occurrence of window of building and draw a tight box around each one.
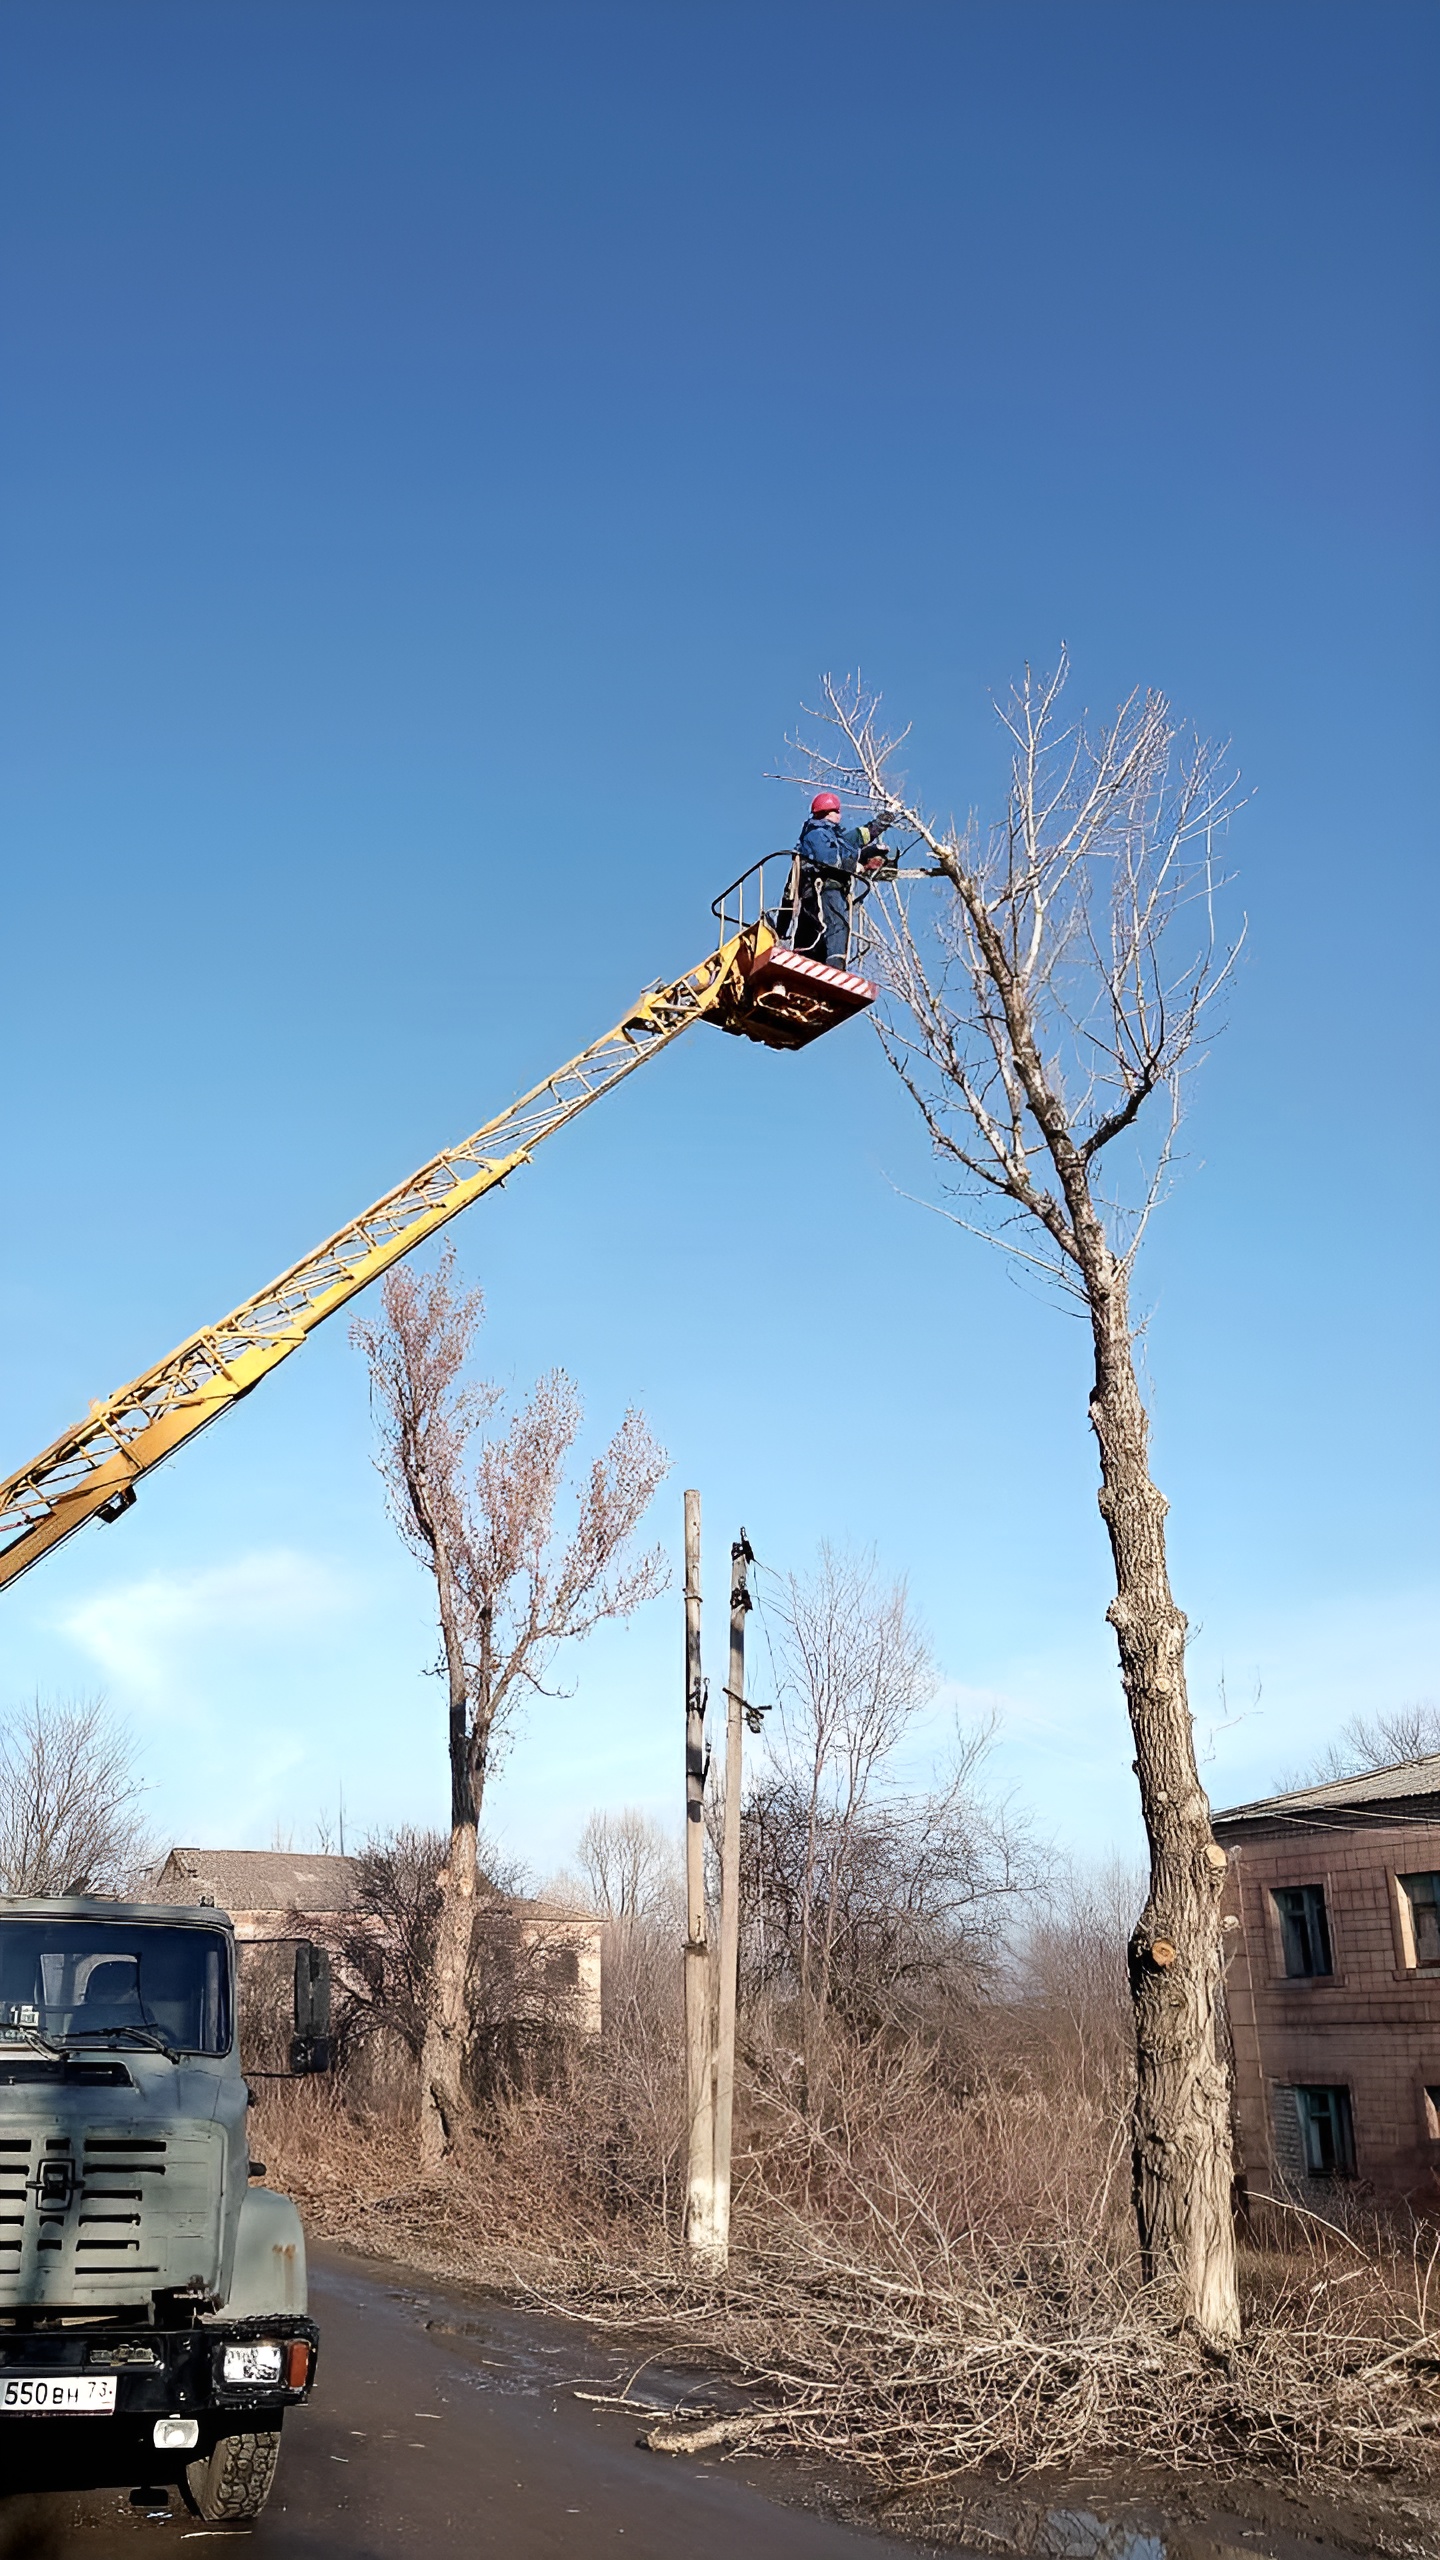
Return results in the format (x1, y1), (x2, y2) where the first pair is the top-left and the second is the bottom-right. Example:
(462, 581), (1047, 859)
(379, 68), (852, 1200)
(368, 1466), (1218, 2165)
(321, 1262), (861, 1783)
(1273, 1883), (1333, 1978)
(1397, 1873), (1440, 1968)
(1294, 2085), (1355, 2177)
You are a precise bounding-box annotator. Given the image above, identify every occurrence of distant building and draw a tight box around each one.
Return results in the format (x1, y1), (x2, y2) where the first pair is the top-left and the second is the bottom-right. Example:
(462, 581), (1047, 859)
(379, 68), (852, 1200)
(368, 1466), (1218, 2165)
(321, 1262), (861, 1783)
(1214, 1758), (1440, 2204)
(148, 1847), (357, 1940)
(147, 1846), (603, 2039)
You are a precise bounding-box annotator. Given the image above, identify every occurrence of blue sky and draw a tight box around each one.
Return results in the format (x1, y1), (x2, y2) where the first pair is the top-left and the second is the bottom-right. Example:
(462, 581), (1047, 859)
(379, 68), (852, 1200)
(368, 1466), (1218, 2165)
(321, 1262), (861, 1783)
(1, 1), (1435, 1879)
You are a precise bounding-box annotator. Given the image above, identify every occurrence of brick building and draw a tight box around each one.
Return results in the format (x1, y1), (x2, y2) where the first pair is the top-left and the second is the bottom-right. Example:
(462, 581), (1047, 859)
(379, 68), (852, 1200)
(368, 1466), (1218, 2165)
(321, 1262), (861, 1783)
(147, 1846), (603, 2042)
(1213, 1757), (1440, 2205)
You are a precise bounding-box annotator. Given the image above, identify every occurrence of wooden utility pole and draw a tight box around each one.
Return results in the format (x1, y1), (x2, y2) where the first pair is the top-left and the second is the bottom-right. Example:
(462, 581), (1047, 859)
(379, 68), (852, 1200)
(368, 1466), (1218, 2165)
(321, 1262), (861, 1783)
(711, 1530), (752, 2268)
(682, 1490), (718, 2265)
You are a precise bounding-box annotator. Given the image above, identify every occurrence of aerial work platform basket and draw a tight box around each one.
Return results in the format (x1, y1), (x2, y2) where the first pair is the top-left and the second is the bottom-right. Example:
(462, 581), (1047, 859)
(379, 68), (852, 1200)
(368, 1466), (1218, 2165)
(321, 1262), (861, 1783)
(708, 853), (879, 1052)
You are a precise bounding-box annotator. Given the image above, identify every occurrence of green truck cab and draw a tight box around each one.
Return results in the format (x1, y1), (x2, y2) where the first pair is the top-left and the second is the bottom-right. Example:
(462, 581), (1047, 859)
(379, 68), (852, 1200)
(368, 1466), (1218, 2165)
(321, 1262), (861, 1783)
(0, 1893), (318, 2520)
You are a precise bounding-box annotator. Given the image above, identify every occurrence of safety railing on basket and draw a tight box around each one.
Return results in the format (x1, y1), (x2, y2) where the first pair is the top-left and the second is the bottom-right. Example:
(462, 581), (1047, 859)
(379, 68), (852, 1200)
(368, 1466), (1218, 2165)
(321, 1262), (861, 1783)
(711, 850), (883, 977)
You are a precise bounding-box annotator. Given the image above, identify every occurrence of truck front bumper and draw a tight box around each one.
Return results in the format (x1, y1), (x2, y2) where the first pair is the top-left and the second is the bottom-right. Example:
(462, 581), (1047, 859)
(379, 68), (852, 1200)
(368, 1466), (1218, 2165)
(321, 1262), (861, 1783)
(0, 2311), (320, 2423)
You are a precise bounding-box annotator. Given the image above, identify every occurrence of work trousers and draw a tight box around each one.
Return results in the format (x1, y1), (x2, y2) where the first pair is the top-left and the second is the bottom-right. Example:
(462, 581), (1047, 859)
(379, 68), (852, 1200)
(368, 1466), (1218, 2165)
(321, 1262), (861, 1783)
(793, 872), (852, 970)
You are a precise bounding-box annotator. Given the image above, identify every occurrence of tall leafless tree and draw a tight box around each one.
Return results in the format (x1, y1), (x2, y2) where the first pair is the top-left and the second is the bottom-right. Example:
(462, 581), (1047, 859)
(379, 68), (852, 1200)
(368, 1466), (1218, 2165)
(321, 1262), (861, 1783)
(786, 661), (1244, 2339)
(0, 1698), (152, 1896)
(353, 1247), (668, 2163)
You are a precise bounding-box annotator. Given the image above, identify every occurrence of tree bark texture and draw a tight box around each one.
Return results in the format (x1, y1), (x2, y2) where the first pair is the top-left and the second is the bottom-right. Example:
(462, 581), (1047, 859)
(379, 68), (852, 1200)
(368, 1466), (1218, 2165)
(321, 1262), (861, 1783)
(1088, 1264), (1239, 2342)
(420, 1814), (476, 2169)
(419, 1544), (478, 2170)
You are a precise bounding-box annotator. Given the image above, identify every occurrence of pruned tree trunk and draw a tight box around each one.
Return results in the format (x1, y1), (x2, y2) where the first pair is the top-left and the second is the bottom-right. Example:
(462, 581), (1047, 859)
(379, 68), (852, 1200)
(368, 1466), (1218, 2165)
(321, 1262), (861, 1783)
(418, 1545), (476, 2167)
(420, 1819), (476, 2166)
(1089, 1263), (1237, 2340)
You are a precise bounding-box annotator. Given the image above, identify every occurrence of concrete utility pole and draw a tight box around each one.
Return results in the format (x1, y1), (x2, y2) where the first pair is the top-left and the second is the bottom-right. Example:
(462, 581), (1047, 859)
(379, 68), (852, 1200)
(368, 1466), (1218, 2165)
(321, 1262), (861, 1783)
(710, 1529), (752, 2268)
(682, 1490), (718, 2265)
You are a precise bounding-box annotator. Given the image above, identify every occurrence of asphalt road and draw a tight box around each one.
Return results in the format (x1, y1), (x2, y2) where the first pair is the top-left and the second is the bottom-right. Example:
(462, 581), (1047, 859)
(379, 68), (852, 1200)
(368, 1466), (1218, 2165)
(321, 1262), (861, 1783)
(0, 2245), (917, 2558)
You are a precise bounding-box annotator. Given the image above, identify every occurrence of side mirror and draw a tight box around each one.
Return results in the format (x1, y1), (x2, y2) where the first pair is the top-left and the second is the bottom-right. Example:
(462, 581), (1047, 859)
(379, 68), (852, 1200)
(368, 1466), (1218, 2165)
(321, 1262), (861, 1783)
(290, 1941), (332, 2075)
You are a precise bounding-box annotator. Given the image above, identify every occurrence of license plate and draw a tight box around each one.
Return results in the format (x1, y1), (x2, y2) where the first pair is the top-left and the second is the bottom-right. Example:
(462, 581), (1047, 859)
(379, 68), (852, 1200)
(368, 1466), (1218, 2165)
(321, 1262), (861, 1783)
(0, 2374), (117, 2413)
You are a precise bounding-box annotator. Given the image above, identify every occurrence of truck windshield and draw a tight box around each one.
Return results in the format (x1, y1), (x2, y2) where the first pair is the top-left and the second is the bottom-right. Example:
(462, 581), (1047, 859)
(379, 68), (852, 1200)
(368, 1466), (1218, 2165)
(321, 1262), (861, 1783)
(0, 1922), (231, 2056)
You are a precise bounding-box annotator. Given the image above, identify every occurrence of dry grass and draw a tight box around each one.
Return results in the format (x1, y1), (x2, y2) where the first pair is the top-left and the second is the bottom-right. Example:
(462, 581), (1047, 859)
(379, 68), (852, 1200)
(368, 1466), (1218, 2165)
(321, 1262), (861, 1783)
(255, 2077), (637, 2283)
(254, 2061), (1440, 2493)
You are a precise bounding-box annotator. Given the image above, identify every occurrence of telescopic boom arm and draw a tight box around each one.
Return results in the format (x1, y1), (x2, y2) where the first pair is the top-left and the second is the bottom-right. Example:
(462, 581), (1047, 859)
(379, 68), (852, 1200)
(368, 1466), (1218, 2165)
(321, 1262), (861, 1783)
(0, 857), (879, 1597)
(0, 939), (744, 1594)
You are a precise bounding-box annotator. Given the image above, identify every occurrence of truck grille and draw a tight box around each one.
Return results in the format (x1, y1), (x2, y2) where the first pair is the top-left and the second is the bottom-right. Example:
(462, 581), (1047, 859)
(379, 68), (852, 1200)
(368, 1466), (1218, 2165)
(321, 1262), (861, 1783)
(0, 2123), (224, 2305)
(76, 2136), (167, 2268)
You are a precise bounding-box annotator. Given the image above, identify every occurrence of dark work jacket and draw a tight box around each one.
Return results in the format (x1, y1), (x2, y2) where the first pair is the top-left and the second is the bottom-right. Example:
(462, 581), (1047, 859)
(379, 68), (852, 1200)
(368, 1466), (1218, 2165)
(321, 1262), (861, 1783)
(797, 815), (867, 882)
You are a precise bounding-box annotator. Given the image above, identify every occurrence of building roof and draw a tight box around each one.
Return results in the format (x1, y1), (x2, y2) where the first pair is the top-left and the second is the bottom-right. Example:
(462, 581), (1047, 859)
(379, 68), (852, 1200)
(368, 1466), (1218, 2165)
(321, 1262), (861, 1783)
(1214, 1754), (1440, 1835)
(146, 1846), (602, 1933)
(148, 1847), (358, 1914)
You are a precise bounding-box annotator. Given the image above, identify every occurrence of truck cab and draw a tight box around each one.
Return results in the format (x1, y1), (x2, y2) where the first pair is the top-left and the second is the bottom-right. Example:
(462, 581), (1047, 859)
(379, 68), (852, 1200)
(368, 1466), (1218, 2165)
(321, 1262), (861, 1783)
(0, 1893), (316, 2520)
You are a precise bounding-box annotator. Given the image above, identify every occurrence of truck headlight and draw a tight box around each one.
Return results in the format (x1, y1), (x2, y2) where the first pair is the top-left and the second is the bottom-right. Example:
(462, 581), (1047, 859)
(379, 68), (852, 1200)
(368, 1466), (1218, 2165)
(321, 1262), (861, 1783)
(221, 2340), (284, 2385)
(154, 2417), (200, 2449)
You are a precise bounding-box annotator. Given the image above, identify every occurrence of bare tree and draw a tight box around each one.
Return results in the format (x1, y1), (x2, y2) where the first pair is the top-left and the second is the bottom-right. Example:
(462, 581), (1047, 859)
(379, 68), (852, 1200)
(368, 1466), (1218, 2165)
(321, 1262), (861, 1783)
(353, 1247), (668, 2163)
(566, 1810), (684, 2052)
(304, 1824), (597, 2104)
(743, 1736), (1032, 2066)
(1301, 1701), (1440, 1783)
(574, 1808), (681, 1927)
(747, 1546), (1029, 2107)
(786, 662), (1244, 2339)
(551, 1808), (686, 2199)
(0, 1698), (151, 1897)
(768, 1546), (933, 2107)
(312, 1824), (450, 2068)
(529, 1809), (686, 2228)
(1005, 1857), (1146, 2107)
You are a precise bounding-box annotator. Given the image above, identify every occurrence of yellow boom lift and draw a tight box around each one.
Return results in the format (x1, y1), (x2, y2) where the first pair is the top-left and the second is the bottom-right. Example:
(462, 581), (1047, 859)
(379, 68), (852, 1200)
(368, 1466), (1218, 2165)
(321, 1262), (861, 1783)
(0, 862), (878, 1593)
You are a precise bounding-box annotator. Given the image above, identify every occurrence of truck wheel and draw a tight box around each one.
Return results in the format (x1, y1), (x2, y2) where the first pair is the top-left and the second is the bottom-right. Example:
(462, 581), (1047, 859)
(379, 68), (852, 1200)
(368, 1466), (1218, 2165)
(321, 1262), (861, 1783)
(184, 2421), (282, 2520)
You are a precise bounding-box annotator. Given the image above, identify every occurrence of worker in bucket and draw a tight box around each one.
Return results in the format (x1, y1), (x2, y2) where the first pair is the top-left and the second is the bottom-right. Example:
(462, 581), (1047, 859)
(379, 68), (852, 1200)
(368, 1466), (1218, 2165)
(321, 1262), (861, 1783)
(786, 793), (899, 971)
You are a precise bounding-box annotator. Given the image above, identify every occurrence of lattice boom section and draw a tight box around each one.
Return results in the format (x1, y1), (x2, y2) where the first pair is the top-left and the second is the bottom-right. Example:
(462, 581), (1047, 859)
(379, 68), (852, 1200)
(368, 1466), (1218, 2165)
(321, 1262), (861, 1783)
(0, 947), (734, 1570)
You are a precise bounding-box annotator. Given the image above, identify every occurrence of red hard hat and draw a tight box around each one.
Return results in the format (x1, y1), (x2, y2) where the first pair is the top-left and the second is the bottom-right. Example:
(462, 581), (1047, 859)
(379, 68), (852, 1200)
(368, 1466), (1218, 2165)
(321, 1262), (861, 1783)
(810, 792), (842, 816)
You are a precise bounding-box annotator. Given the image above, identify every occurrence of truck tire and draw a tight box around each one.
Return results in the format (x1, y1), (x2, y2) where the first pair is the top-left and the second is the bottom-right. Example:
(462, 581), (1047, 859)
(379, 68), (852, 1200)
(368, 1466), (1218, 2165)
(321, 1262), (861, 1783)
(184, 2420), (282, 2520)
